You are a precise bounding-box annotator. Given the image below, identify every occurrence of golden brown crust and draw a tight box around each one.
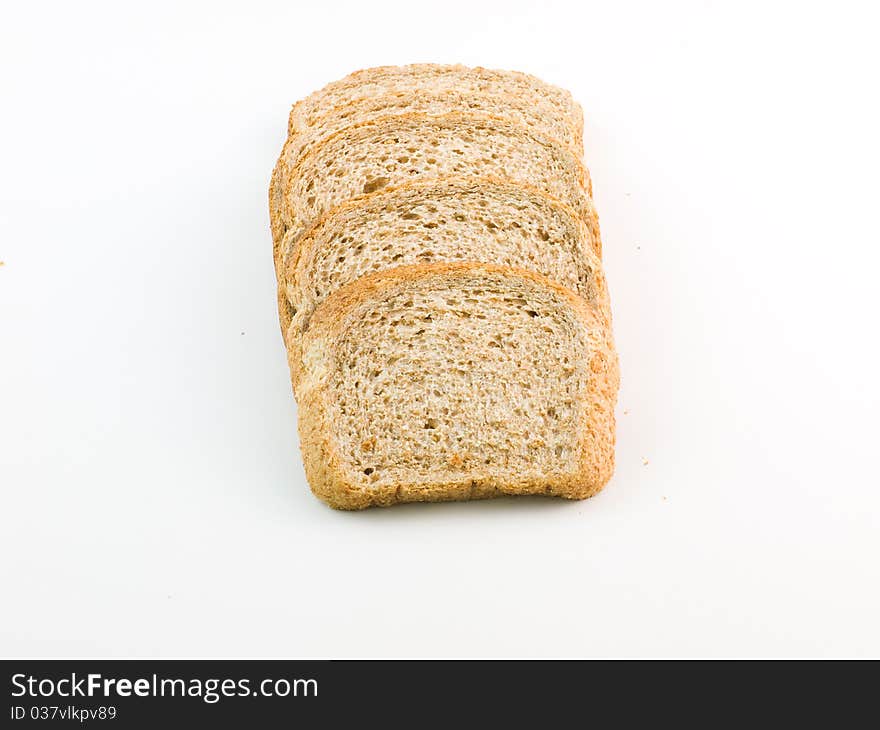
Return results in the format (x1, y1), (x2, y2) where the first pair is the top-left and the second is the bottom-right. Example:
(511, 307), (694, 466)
(268, 158), (288, 279)
(294, 263), (618, 510)
(271, 160), (297, 344)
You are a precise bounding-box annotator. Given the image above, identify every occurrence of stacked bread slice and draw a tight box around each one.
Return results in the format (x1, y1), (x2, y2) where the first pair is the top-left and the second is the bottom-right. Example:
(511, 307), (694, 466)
(270, 65), (619, 510)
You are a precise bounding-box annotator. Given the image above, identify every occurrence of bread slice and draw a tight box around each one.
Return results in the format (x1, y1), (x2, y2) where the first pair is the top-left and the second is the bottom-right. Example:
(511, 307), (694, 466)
(281, 177), (608, 351)
(288, 64), (584, 149)
(281, 90), (581, 176)
(295, 263), (619, 510)
(276, 113), (592, 252)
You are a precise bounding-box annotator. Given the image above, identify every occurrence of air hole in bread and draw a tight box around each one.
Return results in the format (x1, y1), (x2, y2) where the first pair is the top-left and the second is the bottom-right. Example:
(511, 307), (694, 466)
(363, 177), (390, 194)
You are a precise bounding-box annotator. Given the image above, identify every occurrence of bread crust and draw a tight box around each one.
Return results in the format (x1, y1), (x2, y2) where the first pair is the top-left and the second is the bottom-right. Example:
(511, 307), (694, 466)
(269, 158), (291, 284)
(294, 263), (618, 510)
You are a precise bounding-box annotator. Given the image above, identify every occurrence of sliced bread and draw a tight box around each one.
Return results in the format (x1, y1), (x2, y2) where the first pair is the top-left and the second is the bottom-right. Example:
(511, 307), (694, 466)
(281, 177), (608, 349)
(269, 91), (581, 274)
(277, 113), (592, 251)
(281, 90), (581, 174)
(288, 64), (584, 147)
(275, 89), (584, 234)
(295, 263), (619, 510)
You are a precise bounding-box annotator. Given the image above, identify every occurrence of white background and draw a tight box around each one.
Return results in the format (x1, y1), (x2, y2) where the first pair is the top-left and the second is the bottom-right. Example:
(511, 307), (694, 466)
(2, 0), (878, 658)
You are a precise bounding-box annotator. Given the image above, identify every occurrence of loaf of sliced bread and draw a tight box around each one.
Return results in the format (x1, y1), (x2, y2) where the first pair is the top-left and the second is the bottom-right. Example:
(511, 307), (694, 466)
(276, 113), (591, 252)
(295, 263), (619, 510)
(288, 64), (584, 148)
(281, 177), (608, 350)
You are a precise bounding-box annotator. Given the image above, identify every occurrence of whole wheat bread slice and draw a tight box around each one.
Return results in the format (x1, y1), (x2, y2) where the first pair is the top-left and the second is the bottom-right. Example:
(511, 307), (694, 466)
(275, 113), (592, 260)
(288, 64), (584, 148)
(275, 89), (582, 229)
(295, 263), (619, 510)
(280, 177), (608, 350)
